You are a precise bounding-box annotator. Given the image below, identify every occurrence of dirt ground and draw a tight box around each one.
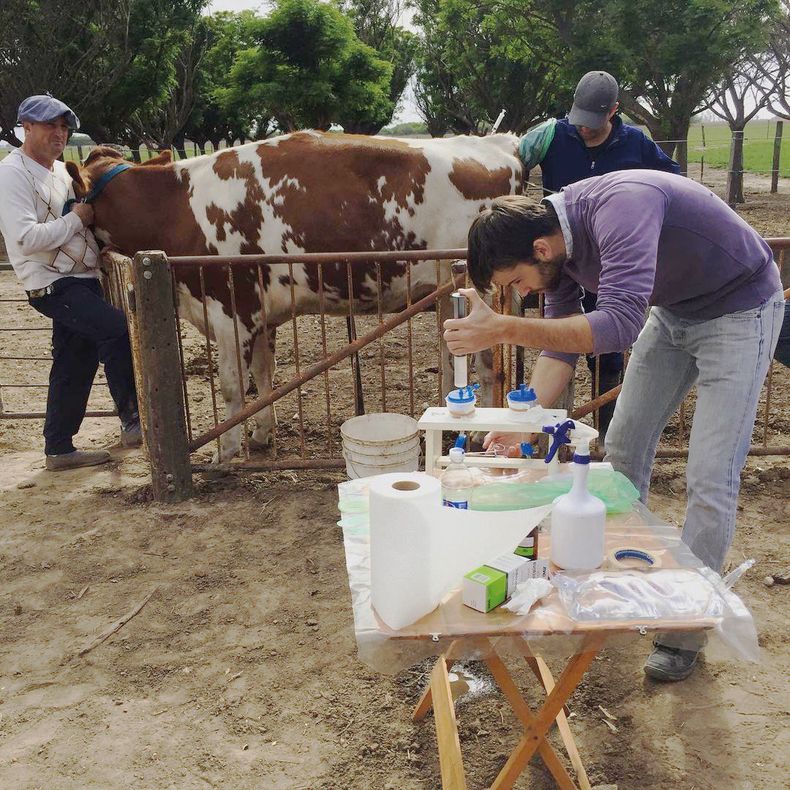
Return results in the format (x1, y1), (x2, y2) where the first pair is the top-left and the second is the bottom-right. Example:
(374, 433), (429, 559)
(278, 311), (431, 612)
(0, 167), (789, 789)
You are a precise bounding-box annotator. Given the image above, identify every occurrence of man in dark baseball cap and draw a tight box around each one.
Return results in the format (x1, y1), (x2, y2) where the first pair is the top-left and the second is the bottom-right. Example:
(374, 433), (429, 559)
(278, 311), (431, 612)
(567, 71), (619, 130)
(516, 70), (679, 450)
(17, 93), (80, 130)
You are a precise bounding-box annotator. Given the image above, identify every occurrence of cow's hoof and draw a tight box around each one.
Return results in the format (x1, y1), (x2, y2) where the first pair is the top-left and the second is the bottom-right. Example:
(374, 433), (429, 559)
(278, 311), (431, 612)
(249, 432), (274, 451)
(212, 446), (242, 465)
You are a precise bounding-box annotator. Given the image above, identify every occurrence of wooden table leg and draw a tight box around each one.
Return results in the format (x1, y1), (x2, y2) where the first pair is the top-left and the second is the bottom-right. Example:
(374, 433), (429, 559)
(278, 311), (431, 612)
(518, 642), (592, 790)
(523, 653), (571, 718)
(413, 640), (461, 722)
(484, 649), (577, 789)
(430, 655), (468, 789)
(491, 634), (605, 790)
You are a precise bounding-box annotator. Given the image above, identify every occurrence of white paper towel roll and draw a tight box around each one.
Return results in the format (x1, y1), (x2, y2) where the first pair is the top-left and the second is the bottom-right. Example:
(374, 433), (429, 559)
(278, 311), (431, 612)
(369, 472), (443, 631)
(369, 471), (552, 630)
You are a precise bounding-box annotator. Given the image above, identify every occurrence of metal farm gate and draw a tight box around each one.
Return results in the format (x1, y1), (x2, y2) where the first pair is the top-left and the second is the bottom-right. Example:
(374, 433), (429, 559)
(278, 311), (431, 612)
(0, 265), (118, 422)
(103, 240), (789, 502)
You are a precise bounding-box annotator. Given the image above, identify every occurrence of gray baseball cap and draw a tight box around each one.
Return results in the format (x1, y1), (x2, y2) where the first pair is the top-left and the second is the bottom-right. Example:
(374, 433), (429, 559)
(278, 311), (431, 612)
(568, 71), (619, 129)
(17, 94), (80, 130)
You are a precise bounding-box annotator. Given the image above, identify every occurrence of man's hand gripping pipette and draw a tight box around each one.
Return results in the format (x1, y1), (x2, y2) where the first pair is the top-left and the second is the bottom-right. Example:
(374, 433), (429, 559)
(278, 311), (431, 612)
(445, 289), (507, 356)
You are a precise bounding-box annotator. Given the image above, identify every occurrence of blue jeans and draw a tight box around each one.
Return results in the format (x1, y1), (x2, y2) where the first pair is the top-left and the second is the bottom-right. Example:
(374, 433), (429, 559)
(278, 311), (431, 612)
(28, 277), (137, 455)
(605, 292), (784, 574)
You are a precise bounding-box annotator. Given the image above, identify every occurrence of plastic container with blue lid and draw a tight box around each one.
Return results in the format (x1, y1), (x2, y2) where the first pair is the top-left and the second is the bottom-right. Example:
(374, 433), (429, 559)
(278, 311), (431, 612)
(446, 383), (479, 416)
(506, 384), (538, 419)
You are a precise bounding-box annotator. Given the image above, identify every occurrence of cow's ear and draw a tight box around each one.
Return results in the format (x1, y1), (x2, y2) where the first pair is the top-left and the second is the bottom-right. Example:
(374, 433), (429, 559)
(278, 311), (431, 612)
(84, 146), (124, 166)
(66, 161), (87, 197)
(140, 150), (173, 167)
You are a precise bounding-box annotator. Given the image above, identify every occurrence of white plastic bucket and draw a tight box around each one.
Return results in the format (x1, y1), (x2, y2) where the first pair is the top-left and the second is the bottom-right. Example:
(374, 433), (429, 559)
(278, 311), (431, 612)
(340, 413), (421, 479)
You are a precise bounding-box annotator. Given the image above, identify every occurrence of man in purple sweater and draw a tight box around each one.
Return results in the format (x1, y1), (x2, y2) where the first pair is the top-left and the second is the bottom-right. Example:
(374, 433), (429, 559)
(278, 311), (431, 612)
(444, 170), (783, 681)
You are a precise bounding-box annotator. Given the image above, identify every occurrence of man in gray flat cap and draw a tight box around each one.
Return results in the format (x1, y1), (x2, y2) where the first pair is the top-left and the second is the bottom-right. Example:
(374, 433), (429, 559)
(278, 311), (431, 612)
(0, 94), (141, 471)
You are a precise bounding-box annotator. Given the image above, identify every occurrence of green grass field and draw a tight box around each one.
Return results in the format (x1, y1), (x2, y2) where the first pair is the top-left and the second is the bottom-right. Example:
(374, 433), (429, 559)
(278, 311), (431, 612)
(686, 120), (789, 178)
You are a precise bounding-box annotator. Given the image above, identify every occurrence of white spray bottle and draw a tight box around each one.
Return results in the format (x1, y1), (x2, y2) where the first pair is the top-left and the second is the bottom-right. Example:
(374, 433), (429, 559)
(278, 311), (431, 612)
(542, 419), (606, 570)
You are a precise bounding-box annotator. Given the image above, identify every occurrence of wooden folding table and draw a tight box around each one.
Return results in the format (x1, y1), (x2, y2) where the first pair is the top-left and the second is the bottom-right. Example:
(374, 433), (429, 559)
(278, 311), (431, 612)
(384, 527), (716, 789)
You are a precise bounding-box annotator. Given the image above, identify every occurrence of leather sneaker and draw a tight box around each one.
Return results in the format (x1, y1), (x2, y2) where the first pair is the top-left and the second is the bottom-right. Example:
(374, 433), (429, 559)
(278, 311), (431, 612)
(121, 419), (143, 448)
(644, 644), (700, 682)
(45, 449), (111, 471)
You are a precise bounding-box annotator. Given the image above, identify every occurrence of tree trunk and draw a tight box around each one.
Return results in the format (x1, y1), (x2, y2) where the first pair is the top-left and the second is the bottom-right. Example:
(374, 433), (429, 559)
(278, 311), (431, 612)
(0, 129), (22, 147)
(726, 128), (745, 206)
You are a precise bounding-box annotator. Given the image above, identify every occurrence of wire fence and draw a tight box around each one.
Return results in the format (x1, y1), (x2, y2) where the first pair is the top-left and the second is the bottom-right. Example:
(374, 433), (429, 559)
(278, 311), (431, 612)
(0, 121), (787, 181)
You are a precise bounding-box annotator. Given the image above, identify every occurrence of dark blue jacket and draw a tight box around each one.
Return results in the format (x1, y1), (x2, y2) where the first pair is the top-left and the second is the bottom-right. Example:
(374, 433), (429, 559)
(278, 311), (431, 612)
(530, 116), (680, 195)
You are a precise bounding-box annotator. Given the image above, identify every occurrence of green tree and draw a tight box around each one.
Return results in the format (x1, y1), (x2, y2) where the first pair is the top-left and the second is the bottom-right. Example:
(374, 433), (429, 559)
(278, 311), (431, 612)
(182, 11), (266, 150)
(0, 0), (208, 149)
(82, 0), (209, 148)
(337, 0), (419, 133)
(537, 0), (779, 170)
(219, 0), (393, 133)
(0, 0), (121, 146)
(411, 0), (569, 136)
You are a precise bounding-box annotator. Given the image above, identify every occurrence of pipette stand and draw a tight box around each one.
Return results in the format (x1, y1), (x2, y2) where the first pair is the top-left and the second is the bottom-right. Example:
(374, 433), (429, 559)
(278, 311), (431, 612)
(418, 406), (568, 475)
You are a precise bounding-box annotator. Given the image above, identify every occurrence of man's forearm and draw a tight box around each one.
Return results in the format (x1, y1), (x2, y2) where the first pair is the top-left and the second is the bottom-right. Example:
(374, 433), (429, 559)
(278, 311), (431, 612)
(529, 355), (575, 406)
(501, 313), (595, 353)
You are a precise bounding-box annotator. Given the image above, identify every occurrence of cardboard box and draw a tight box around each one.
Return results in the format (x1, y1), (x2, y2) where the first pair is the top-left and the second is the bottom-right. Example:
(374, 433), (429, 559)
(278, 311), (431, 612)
(514, 526), (539, 559)
(463, 566), (507, 612)
(524, 558), (550, 580)
(487, 553), (533, 596)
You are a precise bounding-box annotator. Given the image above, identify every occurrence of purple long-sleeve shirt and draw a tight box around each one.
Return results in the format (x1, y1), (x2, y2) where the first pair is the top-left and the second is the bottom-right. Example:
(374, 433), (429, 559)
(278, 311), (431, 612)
(541, 170), (782, 366)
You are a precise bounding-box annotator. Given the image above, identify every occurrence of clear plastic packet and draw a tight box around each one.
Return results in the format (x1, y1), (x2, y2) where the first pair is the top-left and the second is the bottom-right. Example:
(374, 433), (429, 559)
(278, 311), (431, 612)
(552, 569), (724, 621)
(551, 566), (760, 662)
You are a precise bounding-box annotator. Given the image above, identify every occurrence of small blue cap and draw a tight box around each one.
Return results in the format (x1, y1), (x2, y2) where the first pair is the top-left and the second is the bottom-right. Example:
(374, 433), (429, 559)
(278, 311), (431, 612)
(454, 434), (467, 449)
(17, 94), (80, 129)
(520, 442), (534, 458)
(507, 384), (537, 403)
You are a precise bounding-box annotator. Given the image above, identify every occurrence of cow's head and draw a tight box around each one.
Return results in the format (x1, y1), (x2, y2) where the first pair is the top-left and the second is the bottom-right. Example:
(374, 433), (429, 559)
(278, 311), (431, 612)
(65, 146), (175, 252)
(66, 146), (173, 199)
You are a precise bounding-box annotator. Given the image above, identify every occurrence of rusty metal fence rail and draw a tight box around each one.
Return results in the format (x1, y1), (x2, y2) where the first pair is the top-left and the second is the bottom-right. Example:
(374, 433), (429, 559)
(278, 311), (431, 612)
(159, 249), (469, 471)
(103, 238), (789, 503)
(0, 269), (118, 420)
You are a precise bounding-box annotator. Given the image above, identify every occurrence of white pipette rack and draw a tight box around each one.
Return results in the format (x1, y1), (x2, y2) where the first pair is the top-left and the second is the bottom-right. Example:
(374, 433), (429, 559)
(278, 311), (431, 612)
(418, 406), (568, 475)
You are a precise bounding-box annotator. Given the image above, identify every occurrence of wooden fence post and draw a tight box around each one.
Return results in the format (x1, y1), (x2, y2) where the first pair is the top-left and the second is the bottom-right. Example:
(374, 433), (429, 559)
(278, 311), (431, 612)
(129, 251), (194, 502)
(771, 121), (783, 194)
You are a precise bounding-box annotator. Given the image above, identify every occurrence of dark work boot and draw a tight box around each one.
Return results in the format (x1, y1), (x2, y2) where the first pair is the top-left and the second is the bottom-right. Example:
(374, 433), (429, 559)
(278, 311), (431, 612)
(644, 644), (701, 682)
(121, 418), (143, 447)
(119, 402), (142, 448)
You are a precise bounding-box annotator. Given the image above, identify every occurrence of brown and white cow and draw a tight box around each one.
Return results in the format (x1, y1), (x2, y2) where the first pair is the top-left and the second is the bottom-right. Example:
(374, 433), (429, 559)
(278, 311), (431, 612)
(67, 131), (524, 460)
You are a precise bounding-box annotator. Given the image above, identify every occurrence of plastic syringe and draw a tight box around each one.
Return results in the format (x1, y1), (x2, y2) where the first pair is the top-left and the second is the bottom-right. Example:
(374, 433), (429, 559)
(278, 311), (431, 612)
(450, 291), (467, 388)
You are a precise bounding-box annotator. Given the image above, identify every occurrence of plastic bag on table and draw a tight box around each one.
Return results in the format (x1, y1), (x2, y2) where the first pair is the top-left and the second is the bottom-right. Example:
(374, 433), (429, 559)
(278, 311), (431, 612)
(552, 568), (725, 621)
(469, 468), (639, 514)
(552, 566), (761, 662)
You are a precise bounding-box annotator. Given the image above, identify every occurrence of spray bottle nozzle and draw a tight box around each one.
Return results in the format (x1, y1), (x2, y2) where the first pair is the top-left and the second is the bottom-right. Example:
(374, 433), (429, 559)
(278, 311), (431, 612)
(454, 433), (467, 449)
(542, 419), (576, 464)
(542, 419), (599, 464)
